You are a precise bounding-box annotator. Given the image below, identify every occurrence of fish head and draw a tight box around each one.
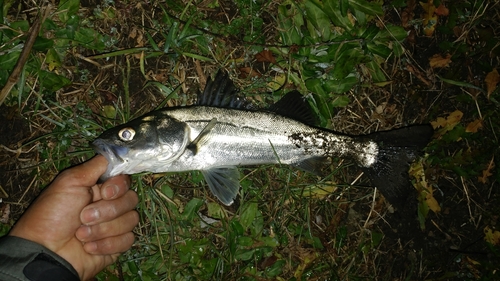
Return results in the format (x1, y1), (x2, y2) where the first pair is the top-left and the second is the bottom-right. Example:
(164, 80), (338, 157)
(92, 113), (189, 179)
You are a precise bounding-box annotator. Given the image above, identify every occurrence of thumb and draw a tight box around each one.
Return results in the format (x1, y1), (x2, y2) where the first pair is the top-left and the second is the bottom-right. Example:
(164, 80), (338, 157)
(53, 155), (109, 190)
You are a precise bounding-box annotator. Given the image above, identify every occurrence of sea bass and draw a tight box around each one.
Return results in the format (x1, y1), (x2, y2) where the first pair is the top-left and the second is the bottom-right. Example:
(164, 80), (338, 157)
(92, 71), (433, 207)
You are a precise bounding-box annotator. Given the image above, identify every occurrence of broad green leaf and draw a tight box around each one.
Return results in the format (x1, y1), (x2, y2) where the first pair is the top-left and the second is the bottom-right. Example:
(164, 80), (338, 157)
(236, 236), (253, 247)
(39, 70), (71, 92)
(367, 42), (392, 58)
(278, 3), (304, 45)
(0, 51), (20, 70)
(332, 48), (364, 79)
(366, 60), (386, 82)
(323, 0), (353, 30)
(330, 95), (351, 107)
(207, 202), (225, 219)
(235, 248), (255, 261)
(340, 0), (349, 16)
(102, 105), (116, 119)
(45, 48), (62, 71)
(305, 0), (331, 40)
(33, 37), (54, 52)
(348, 0), (383, 16)
(375, 25), (407, 42)
(74, 27), (106, 50)
(240, 202), (258, 230)
(305, 78), (326, 96)
(181, 198), (203, 220)
(324, 76), (357, 93)
(58, 0), (80, 23)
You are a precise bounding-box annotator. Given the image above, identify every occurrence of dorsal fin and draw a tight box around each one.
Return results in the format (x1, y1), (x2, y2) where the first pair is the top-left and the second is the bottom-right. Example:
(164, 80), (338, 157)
(196, 71), (248, 109)
(269, 91), (318, 126)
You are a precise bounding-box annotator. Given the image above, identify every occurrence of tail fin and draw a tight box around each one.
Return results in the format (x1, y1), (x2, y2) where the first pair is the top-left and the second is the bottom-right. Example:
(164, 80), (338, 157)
(362, 125), (433, 208)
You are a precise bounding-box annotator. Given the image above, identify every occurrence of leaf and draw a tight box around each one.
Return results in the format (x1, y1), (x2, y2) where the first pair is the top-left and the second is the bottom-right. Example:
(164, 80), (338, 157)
(102, 105), (116, 119)
(305, 0), (332, 40)
(58, 0), (80, 23)
(429, 53), (452, 68)
(239, 202), (258, 230)
(420, 0), (438, 36)
(431, 110), (463, 138)
(465, 119), (482, 133)
(435, 4), (449, 16)
(46, 48), (62, 71)
(323, 0), (353, 30)
(478, 157), (495, 184)
(438, 76), (485, 93)
(255, 50), (276, 64)
(410, 158), (441, 214)
(485, 68), (499, 98)
(348, 0), (383, 16)
(484, 226), (500, 246)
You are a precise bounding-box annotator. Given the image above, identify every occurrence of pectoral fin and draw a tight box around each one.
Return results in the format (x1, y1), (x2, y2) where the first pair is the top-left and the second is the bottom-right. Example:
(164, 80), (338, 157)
(201, 166), (240, 206)
(188, 118), (217, 154)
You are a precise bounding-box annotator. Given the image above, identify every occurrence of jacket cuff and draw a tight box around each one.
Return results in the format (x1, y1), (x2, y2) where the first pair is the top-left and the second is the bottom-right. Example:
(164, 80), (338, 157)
(0, 235), (79, 281)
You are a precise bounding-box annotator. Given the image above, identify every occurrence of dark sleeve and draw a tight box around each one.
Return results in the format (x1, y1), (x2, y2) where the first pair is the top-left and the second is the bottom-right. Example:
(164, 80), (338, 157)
(0, 236), (79, 281)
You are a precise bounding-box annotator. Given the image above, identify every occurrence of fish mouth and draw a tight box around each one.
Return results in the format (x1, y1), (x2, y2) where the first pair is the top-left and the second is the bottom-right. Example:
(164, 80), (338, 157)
(91, 139), (129, 180)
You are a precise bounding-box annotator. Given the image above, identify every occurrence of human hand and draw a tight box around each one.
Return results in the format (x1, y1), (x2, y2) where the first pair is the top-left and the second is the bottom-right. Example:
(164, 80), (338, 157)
(9, 155), (139, 280)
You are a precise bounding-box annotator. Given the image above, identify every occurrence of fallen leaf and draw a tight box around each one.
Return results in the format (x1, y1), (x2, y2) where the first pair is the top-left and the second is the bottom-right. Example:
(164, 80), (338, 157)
(485, 68), (499, 99)
(420, 0), (438, 36)
(435, 4), (449, 16)
(431, 110), (463, 129)
(255, 50), (276, 64)
(429, 54), (452, 68)
(239, 67), (261, 79)
(465, 119), (483, 133)
(484, 226), (500, 245)
(478, 157), (495, 184)
(410, 157), (441, 214)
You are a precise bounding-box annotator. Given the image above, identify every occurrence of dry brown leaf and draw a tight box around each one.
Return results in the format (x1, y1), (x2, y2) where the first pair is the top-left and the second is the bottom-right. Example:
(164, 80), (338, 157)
(465, 119), (483, 133)
(255, 50), (276, 64)
(431, 110), (463, 129)
(435, 4), (449, 16)
(485, 68), (499, 98)
(478, 157), (495, 184)
(429, 54), (452, 68)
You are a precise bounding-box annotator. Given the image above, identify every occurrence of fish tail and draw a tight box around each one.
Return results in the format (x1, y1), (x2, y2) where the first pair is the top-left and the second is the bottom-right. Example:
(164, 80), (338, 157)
(361, 125), (433, 208)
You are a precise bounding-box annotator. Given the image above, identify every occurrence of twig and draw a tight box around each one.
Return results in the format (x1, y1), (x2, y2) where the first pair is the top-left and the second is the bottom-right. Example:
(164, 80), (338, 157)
(0, 11), (45, 105)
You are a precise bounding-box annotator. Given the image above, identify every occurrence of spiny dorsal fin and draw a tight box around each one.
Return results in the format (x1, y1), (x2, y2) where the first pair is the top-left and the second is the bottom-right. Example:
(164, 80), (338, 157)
(269, 91), (318, 126)
(196, 71), (248, 109)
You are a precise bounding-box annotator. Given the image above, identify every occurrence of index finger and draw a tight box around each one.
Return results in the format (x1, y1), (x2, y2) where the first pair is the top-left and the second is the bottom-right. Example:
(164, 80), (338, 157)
(57, 155), (109, 188)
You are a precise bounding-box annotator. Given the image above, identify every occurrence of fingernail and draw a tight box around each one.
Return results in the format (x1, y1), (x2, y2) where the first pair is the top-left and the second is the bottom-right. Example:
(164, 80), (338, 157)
(77, 226), (91, 240)
(104, 184), (119, 199)
(82, 208), (99, 224)
(85, 242), (97, 253)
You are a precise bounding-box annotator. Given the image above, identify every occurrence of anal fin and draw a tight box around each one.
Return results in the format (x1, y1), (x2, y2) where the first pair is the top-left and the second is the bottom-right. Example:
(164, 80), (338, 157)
(201, 166), (240, 206)
(291, 156), (329, 176)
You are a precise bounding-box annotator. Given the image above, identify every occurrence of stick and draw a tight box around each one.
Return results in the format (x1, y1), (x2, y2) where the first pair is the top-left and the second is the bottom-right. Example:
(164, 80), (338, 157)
(0, 13), (43, 105)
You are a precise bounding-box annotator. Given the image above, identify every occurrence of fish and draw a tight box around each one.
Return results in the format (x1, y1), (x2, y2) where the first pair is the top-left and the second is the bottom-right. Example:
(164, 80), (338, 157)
(92, 71), (433, 207)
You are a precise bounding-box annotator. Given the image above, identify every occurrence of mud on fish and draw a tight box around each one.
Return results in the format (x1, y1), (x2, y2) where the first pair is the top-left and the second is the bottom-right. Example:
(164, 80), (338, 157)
(92, 71), (433, 207)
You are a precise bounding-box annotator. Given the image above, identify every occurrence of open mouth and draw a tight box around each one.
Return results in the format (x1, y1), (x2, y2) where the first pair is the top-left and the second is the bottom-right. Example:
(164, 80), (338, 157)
(91, 139), (129, 179)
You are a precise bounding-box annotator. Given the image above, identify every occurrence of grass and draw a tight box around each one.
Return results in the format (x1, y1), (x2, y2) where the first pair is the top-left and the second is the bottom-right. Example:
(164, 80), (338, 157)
(1, 0), (500, 280)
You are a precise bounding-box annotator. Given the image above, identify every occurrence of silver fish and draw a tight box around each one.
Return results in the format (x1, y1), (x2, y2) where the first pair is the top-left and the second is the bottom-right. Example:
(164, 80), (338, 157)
(92, 71), (433, 207)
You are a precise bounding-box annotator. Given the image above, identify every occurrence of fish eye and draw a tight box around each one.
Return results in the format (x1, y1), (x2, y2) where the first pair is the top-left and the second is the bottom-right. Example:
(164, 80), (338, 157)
(118, 128), (135, 141)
